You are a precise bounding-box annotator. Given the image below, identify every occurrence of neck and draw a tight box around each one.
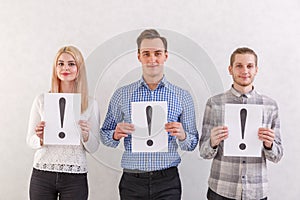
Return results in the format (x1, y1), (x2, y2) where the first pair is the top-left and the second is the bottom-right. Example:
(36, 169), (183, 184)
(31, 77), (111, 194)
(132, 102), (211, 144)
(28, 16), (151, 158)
(60, 81), (75, 93)
(233, 83), (253, 94)
(144, 75), (163, 90)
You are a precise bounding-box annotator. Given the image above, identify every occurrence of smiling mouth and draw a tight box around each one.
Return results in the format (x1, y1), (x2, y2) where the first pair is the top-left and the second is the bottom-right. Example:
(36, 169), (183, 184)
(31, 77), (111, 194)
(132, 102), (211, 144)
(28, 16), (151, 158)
(61, 73), (70, 76)
(147, 64), (160, 68)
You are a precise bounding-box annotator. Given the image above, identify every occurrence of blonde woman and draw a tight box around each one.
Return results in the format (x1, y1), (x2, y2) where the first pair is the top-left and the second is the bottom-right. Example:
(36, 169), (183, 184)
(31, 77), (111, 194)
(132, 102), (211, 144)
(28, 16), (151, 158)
(27, 46), (100, 200)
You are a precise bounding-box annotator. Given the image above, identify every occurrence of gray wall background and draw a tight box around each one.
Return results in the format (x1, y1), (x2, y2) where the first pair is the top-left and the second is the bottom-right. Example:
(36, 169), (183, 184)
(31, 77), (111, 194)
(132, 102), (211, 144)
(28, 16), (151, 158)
(1, 0), (299, 199)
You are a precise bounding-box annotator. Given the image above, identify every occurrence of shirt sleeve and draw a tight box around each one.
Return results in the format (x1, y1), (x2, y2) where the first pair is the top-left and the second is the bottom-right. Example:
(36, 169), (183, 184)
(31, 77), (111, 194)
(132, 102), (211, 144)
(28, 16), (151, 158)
(178, 90), (199, 151)
(199, 98), (218, 159)
(100, 88), (122, 148)
(82, 99), (101, 153)
(26, 94), (43, 149)
(263, 102), (283, 163)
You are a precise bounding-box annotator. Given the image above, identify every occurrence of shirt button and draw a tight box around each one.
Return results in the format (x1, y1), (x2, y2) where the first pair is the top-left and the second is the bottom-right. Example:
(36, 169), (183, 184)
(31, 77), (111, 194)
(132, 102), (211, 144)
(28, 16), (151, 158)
(242, 160), (246, 163)
(242, 176), (245, 179)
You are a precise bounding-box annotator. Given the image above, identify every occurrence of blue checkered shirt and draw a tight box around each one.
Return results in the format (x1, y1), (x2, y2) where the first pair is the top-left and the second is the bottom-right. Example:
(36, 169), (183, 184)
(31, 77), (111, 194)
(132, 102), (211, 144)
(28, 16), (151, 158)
(100, 76), (198, 171)
(199, 86), (283, 200)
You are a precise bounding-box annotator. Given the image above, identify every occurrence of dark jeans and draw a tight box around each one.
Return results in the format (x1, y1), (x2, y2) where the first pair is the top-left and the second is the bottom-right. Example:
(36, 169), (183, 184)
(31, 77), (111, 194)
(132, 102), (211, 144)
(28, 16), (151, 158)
(29, 168), (88, 200)
(207, 187), (267, 200)
(119, 167), (181, 200)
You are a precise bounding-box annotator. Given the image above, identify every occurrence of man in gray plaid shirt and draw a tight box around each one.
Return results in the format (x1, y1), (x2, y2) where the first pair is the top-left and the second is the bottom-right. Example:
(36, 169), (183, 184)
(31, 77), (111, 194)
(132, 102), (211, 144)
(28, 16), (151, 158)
(199, 47), (283, 200)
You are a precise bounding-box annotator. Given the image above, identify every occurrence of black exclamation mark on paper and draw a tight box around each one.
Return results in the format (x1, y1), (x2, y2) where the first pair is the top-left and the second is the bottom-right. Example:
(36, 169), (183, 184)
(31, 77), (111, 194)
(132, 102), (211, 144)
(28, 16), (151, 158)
(58, 97), (66, 139)
(239, 108), (247, 150)
(146, 105), (153, 146)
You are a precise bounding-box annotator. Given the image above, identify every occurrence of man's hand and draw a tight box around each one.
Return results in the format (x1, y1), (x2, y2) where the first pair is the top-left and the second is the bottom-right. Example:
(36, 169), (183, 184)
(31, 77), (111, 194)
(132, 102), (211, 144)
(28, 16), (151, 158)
(165, 122), (186, 141)
(258, 127), (275, 149)
(210, 126), (228, 148)
(113, 123), (135, 140)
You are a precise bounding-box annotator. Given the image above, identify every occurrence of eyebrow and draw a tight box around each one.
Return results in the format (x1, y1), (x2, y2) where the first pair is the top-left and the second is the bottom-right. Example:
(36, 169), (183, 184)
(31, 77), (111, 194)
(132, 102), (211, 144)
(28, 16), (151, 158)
(58, 60), (76, 62)
(234, 62), (254, 65)
(141, 50), (164, 53)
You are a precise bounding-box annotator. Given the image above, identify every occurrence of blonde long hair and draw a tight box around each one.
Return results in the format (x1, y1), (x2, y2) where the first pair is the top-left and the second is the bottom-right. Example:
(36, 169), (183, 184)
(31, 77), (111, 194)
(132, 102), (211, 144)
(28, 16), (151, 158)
(51, 46), (88, 113)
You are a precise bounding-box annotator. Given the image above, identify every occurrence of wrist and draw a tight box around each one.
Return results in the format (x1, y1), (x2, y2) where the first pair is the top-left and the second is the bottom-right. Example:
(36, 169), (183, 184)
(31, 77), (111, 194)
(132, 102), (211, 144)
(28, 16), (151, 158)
(40, 138), (43, 146)
(210, 140), (218, 149)
(178, 133), (186, 141)
(113, 132), (120, 141)
(263, 142), (273, 150)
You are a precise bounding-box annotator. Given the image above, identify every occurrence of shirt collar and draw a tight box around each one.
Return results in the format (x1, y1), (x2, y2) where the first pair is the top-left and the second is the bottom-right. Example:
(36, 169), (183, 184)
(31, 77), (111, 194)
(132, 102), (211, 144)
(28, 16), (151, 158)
(138, 75), (169, 89)
(230, 85), (255, 98)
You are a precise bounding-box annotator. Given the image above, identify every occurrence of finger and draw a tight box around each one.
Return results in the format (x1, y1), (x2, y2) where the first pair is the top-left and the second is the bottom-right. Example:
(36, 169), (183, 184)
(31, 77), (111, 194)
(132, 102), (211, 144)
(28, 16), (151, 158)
(259, 134), (274, 142)
(165, 127), (178, 132)
(81, 126), (89, 132)
(116, 133), (129, 139)
(119, 126), (135, 133)
(258, 131), (275, 139)
(165, 122), (180, 128)
(216, 132), (228, 140)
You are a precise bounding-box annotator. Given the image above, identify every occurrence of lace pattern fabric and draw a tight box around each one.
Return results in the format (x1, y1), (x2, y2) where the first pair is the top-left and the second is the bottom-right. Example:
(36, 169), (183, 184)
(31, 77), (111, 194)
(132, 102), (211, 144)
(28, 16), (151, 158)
(27, 93), (100, 174)
(33, 144), (88, 173)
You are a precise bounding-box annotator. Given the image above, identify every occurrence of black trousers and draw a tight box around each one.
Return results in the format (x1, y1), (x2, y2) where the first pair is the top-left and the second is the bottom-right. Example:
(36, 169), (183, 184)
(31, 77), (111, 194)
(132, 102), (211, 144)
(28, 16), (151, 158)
(207, 187), (267, 200)
(119, 167), (181, 200)
(29, 168), (88, 200)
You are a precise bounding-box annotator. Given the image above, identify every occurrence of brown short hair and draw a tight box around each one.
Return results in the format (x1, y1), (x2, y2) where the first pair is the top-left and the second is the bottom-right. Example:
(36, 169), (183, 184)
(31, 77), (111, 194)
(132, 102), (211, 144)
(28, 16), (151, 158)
(230, 47), (258, 66)
(136, 29), (167, 52)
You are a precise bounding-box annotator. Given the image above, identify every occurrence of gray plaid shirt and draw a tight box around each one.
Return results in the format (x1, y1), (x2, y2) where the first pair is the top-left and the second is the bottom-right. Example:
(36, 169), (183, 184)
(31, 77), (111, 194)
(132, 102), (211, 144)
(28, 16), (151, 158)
(199, 86), (283, 200)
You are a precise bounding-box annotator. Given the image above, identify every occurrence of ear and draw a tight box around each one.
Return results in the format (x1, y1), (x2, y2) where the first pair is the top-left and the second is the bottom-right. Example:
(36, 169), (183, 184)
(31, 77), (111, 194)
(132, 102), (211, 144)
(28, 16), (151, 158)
(228, 65), (233, 75)
(164, 51), (168, 61)
(137, 52), (141, 62)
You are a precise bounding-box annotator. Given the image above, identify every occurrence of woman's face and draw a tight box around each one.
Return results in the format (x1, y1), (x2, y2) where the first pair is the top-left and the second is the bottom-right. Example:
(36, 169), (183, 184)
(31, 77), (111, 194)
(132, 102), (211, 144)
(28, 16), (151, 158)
(56, 53), (78, 83)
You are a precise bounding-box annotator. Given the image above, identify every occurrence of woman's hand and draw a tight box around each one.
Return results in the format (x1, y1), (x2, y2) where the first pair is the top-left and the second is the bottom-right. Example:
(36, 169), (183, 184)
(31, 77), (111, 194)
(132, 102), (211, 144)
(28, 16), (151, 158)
(79, 120), (90, 142)
(35, 121), (45, 145)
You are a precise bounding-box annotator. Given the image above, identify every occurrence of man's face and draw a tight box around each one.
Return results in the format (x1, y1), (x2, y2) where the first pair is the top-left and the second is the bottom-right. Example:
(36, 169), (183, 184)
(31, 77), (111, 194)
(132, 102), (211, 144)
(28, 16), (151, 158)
(138, 38), (168, 79)
(229, 53), (258, 88)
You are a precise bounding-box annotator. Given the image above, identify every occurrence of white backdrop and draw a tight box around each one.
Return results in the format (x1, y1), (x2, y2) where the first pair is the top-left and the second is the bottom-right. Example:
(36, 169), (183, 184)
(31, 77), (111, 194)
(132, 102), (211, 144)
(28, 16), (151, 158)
(1, 0), (299, 199)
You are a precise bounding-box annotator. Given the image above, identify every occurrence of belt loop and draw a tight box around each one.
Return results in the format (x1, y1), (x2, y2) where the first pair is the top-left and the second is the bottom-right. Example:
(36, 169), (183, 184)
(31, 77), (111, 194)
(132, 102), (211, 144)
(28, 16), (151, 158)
(161, 169), (167, 176)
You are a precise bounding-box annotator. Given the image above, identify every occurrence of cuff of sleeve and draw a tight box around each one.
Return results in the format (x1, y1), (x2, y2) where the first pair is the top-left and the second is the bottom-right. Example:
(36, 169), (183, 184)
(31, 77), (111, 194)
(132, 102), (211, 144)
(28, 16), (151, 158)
(263, 144), (276, 155)
(178, 133), (191, 149)
(82, 132), (100, 153)
(207, 139), (218, 155)
(110, 133), (120, 147)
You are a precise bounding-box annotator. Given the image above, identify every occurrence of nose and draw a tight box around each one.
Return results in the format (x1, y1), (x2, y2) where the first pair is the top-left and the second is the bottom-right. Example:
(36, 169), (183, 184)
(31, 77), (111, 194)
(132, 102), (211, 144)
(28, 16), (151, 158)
(241, 66), (248, 73)
(63, 64), (70, 71)
(149, 53), (157, 63)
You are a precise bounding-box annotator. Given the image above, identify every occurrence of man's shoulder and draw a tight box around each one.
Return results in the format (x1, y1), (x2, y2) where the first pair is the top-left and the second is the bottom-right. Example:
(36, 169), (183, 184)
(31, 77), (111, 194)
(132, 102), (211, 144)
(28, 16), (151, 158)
(209, 91), (228, 100)
(114, 80), (141, 92)
(256, 91), (278, 106)
(166, 81), (190, 95)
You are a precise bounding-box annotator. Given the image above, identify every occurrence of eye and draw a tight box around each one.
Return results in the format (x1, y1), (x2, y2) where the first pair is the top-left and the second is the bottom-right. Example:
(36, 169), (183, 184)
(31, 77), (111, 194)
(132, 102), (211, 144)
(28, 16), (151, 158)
(142, 52), (150, 57)
(68, 62), (76, 67)
(57, 62), (64, 66)
(236, 64), (242, 68)
(155, 52), (162, 56)
(247, 64), (254, 69)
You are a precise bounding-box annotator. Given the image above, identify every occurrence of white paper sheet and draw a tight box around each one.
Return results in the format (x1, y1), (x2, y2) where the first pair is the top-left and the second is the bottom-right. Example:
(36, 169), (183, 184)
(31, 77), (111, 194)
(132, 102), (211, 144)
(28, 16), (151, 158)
(224, 104), (263, 157)
(131, 101), (168, 152)
(44, 93), (81, 145)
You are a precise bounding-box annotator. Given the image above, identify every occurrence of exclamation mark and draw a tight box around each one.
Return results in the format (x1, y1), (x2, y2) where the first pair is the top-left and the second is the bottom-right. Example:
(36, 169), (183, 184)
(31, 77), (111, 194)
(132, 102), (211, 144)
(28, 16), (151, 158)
(58, 97), (66, 139)
(146, 105), (153, 146)
(239, 108), (247, 150)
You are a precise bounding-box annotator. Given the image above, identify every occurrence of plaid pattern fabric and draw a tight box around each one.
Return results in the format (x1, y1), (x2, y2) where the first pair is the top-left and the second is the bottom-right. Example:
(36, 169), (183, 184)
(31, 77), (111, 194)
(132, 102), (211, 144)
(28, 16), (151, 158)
(101, 76), (198, 171)
(199, 86), (283, 200)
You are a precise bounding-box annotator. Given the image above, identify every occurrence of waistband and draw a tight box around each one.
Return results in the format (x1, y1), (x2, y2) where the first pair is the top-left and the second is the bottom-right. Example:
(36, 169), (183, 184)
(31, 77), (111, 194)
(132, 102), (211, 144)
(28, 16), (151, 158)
(32, 168), (87, 176)
(123, 166), (178, 178)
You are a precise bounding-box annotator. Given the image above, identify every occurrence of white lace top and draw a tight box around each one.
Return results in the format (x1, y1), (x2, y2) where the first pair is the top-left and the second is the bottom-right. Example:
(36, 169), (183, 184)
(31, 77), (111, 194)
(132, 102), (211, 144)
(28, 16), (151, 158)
(27, 93), (100, 173)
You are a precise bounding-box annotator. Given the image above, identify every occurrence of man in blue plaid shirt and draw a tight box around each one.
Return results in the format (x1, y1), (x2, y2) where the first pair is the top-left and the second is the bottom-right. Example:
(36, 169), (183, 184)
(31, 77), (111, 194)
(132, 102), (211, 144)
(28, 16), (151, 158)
(199, 47), (283, 200)
(100, 29), (199, 200)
